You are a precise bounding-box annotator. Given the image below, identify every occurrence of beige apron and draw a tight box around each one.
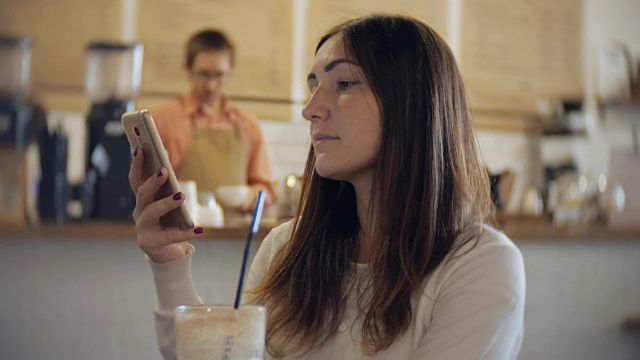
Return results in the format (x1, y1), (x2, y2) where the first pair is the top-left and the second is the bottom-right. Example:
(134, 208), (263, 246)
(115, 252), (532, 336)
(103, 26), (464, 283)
(178, 126), (248, 194)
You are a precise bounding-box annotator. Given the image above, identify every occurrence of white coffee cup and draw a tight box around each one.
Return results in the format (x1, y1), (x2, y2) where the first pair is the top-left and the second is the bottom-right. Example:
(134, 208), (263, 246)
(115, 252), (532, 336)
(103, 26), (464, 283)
(197, 192), (224, 228)
(215, 185), (252, 209)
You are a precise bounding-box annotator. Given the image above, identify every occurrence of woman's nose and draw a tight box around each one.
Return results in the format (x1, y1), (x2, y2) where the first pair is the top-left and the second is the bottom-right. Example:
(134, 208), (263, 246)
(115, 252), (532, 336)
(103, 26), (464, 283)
(302, 88), (329, 122)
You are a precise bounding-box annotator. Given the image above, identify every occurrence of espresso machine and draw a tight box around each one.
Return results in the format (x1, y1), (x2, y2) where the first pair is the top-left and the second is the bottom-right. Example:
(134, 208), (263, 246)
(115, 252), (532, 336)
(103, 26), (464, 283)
(0, 35), (46, 227)
(84, 42), (143, 220)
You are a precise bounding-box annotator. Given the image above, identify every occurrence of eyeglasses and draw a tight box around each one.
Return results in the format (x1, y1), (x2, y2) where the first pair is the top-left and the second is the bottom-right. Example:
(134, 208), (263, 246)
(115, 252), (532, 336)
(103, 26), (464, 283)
(191, 70), (229, 83)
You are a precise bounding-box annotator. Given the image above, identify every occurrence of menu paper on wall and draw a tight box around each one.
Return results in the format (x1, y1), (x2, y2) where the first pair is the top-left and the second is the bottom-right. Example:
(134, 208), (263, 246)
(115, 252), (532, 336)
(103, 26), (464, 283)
(136, 0), (295, 119)
(460, 0), (583, 114)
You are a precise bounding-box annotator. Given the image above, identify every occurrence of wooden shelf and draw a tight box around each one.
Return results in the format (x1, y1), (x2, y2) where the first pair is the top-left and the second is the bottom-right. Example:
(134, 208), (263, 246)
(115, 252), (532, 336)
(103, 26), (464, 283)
(541, 126), (588, 137)
(598, 95), (640, 113)
(471, 109), (540, 133)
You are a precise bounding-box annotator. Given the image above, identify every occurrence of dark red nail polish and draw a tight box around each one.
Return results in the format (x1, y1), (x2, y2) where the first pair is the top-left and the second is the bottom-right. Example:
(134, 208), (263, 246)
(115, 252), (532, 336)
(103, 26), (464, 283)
(156, 169), (162, 178)
(133, 147), (138, 157)
(194, 227), (204, 234)
(173, 192), (182, 200)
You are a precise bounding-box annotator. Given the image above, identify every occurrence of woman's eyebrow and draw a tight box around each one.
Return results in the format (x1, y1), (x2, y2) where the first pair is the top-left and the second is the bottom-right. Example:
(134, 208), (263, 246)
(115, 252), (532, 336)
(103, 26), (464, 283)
(307, 59), (359, 82)
(323, 59), (358, 72)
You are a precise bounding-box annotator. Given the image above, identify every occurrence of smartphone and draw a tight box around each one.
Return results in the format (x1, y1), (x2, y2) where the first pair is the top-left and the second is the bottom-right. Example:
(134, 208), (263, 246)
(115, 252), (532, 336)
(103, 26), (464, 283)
(121, 109), (194, 230)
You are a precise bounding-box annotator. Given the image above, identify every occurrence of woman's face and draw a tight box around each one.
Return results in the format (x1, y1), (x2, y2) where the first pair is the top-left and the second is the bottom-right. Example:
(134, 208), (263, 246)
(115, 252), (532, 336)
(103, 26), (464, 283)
(303, 34), (382, 187)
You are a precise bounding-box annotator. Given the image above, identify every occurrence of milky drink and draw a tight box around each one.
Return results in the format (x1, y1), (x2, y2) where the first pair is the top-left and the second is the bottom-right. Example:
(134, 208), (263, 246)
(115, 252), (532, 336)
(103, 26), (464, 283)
(175, 305), (266, 360)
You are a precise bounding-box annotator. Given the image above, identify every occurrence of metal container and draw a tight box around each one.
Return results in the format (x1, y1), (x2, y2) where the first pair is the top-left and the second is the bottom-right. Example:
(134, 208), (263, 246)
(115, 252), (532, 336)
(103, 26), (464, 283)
(85, 42), (143, 103)
(0, 35), (32, 96)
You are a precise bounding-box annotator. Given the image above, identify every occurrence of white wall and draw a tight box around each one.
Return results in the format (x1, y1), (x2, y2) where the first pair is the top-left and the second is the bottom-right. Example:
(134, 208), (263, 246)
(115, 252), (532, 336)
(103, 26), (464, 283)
(259, 120), (309, 183)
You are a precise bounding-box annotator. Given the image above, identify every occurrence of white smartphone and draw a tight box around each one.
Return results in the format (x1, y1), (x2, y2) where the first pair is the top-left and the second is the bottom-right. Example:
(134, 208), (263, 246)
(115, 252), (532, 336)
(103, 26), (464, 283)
(121, 109), (194, 230)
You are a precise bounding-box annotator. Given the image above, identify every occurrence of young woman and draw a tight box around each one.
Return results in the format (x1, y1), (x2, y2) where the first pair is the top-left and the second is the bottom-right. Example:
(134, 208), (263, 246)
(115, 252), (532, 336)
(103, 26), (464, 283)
(129, 14), (525, 360)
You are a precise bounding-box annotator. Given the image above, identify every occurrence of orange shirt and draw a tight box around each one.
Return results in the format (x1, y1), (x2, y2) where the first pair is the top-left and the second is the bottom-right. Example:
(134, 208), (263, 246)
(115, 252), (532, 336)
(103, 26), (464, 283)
(150, 91), (274, 205)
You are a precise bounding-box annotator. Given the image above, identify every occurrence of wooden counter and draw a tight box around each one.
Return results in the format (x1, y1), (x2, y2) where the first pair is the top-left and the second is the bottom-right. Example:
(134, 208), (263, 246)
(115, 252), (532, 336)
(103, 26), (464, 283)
(1, 216), (638, 241)
(493, 216), (640, 241)
(0, 219), (286, 241)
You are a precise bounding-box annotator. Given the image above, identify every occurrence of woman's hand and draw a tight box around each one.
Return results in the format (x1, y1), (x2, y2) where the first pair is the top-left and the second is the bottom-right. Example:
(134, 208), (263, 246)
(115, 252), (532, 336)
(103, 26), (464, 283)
(128, 148), (203, 263)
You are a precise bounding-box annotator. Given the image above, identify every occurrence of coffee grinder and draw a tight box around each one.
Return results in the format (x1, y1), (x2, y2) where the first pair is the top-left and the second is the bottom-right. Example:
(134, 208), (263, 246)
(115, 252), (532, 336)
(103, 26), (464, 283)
(84, 42), (143, 220)
(0, 35), (46, 227)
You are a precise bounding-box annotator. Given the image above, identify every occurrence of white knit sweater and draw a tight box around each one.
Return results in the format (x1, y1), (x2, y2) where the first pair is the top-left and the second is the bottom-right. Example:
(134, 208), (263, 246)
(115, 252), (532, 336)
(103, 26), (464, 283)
(148, 221), (525, 360)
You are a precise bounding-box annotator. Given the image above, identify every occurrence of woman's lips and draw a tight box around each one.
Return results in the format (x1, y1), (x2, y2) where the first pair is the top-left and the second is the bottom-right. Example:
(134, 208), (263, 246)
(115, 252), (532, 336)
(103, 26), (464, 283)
(313, 132), (339, 144)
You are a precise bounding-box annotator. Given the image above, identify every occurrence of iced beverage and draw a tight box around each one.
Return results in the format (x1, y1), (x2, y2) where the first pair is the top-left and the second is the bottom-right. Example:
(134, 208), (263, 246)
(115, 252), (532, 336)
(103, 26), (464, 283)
(175, 305), (266, 360)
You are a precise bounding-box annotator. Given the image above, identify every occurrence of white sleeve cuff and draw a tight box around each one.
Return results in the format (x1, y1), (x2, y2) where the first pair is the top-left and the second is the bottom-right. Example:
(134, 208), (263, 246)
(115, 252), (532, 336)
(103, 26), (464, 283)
(147, 244), (203, 310)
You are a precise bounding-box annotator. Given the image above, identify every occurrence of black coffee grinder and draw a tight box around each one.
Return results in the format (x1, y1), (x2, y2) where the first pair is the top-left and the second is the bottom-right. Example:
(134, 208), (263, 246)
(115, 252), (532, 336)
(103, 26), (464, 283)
(0, 35), (46, 227)
(0, 36), (45, 148)
(84, 42), (143, 220)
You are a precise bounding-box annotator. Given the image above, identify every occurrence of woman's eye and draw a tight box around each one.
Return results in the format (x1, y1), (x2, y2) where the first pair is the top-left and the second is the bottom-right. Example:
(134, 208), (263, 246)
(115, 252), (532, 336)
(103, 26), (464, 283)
(337, 81), (354, 90)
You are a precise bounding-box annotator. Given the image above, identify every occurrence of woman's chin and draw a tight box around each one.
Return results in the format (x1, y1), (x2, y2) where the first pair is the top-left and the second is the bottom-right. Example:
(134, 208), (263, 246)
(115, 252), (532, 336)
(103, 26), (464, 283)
(314, 162), (344, 182)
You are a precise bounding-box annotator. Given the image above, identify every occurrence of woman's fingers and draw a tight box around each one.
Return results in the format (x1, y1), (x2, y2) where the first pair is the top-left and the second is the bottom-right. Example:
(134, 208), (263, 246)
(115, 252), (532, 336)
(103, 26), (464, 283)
(128, 146), (145, 193)
(132, 167), (167, 222)
(135, 186), (183, 228)
(135, 190), (204, 259)
(127, 146), (204, 263)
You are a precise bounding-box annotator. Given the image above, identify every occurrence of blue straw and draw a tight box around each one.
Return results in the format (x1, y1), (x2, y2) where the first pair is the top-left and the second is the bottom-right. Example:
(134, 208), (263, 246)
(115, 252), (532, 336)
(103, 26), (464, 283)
(234, 191), (266, 309)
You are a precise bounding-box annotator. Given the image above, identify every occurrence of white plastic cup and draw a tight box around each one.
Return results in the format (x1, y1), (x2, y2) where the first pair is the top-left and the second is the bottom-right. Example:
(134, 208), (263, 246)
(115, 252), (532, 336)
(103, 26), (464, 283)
(175, 305), (266, 360)
(178, 180), (199, 224)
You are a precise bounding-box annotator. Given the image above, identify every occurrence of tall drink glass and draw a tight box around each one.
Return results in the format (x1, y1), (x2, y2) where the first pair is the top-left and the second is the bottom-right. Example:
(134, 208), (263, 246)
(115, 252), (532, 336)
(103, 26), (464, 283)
(175, 305), (266, 360)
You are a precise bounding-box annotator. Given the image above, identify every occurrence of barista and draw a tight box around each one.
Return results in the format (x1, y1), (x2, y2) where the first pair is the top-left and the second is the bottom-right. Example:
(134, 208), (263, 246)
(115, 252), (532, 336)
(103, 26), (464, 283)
(151, 29), (274, 210)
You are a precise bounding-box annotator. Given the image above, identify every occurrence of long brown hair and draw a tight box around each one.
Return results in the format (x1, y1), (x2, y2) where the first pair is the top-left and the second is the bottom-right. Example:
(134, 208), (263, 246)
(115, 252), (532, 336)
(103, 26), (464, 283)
(249, 14), (493, 356)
